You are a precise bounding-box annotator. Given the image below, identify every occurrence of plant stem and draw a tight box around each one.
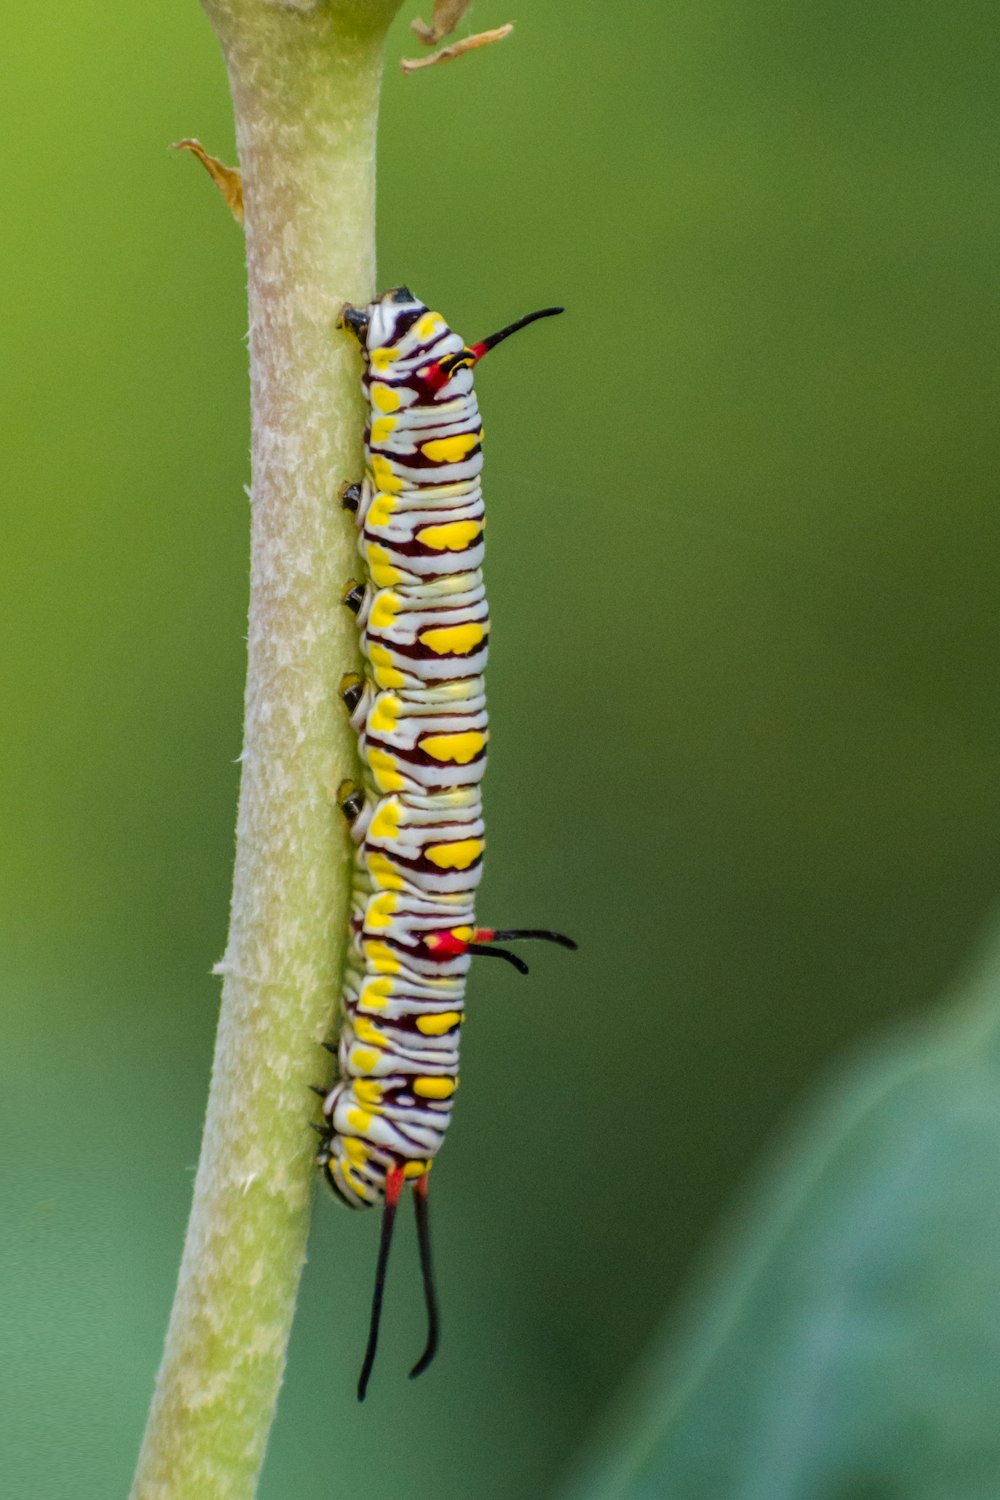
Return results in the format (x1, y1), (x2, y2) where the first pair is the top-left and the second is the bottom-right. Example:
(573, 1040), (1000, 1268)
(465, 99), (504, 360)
(131, 4), (400, 1496)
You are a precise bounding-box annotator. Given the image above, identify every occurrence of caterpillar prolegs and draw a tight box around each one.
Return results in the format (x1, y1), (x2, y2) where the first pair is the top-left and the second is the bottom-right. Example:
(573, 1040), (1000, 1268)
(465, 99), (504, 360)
(316, 288), (575, 1399)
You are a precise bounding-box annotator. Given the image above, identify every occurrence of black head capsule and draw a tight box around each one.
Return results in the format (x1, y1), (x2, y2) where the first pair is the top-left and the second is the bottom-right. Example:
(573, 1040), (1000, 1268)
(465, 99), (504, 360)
(342, 580), (366, 616)
(340, 482), (362, 513)
(340, 672), (365, 713)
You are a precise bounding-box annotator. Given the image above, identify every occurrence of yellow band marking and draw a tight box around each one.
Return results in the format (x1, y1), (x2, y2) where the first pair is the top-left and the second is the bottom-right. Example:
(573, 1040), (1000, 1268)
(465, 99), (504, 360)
(369, 798), (401, 841)
(341, 1164), (364, 1194)
(418, 520), (481, 552)
(417, 312), (444, 340)
(371, 383), (400, 413)
(426, 838), (484, 870)
(420, 621), (487, 656)
(369, 695), (400, 736)
(416, 1011), (461, 1036)
(422, 431), (480, 464)
(359, 977), (392, 1010)
(367, 746), (405, 791)
(346, 1108), (373, 1133)
(367, 643), (405, 690)
(363, 940), (400, 975)
(343, 1137), (368, 1164)
(368, 492), (396, 528)
(371, 454), (403, 494)
(421, 730), (487, 765)
(354, 1079), (383, 1107)
(370, 347), (398, 374)
(414, 1076), (456, 1099)
(366, 851), (405, 892)
(354, 1016), (386, 1047)
(370, 416), (397, 445)
(370, 591), (400, 631)
(403, 1159), (429, 1179)
(366, 891), (398, 930)
(365, 543), (403, 588)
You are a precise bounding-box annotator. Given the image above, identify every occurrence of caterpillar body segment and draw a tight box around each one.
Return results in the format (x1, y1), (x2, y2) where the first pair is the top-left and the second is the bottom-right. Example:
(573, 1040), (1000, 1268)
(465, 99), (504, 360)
(318, 288), (573, 1399)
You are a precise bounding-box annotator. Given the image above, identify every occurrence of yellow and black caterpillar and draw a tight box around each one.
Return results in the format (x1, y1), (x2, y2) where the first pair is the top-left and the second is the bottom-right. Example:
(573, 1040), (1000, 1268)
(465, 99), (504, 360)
(316, 288), (574, 1399)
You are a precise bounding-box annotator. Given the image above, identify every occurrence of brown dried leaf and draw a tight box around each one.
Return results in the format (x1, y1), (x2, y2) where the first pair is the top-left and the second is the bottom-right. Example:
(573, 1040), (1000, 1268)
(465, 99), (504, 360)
(401, 23), (513, 73)
(172, 139), (244, 226)
(410, 0), (474, 46)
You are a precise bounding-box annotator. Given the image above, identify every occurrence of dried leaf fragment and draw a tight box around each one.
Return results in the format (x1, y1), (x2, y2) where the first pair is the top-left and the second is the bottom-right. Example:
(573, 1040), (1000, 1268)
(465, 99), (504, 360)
(401, 23), (513, 73)
(410, 0), (475, 45)
(172, 139), (244, 226)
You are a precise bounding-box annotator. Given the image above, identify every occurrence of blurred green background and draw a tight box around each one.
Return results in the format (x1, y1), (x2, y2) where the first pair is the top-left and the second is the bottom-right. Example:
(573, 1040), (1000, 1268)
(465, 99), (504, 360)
(2, 3), (999, 1497)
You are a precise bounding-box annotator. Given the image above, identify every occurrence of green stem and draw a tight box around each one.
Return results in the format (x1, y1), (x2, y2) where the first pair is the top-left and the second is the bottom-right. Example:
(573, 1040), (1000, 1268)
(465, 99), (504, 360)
(131, 4), (400, 1496)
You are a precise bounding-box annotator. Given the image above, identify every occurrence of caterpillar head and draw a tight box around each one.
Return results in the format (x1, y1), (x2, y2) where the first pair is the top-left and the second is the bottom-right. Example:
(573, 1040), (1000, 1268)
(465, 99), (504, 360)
(349, 287), (426, 351)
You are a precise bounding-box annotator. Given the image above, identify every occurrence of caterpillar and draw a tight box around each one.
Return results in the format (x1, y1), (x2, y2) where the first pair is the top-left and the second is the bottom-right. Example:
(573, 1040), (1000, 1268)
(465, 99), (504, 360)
(316, 287), (575, 1401)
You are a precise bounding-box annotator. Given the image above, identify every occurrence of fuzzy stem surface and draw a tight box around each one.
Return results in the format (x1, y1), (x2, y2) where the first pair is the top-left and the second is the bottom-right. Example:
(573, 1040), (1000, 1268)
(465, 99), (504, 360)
(131, 4), (400, 1495)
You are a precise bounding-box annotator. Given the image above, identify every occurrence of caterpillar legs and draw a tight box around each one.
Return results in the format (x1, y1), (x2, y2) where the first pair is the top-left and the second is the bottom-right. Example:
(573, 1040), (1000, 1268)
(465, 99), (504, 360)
(340, 481), (362, 513)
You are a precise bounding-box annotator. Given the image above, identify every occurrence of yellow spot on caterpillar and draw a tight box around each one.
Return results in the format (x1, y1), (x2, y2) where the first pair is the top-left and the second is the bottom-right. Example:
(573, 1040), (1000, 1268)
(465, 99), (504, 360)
(343, 1137), (367, 1164)
(418, 312), (444, 339)
(366, 851), (404, 892)
(416, 1011), (461, 1036)
(370, 591), (400, 631)
(341, 1163), (363, 1194)
(371, 347), (398, 374)
(369, 696), (400, 736)
(414, 1077), (456, 1099)
(354, 1080), (383, 1107)
(371, 454), (403, 494)
(403, 1159), (429, 1179)
(420, 621), (487, 656)
(367, 643), (405, 689)
(359, 977), (393, 1010)
(421, 730), (487, 764)
(422, 431), (480, 464)
(424, 924), (474, 952)
(352, 1049), (379, 1073)
(355, 1016), (386, 1047)
(364, 940), (400, 975)
(371, 383), (400, 413)
(346, 1108), (373, 1133)
(367, 746), (405, 791)
(366, 891), (397, 930)
(368, 492), (396, 528)
(366, 543), (403, 588)
(418, 520), (481, 552)
(369, 799), (401, 842)
(426, 838), (484, 870)
(370, 416), (397, 445)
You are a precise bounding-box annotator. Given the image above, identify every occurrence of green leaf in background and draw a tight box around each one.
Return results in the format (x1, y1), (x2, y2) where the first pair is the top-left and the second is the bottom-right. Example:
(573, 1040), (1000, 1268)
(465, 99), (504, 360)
(561, 922), (1000, 1500)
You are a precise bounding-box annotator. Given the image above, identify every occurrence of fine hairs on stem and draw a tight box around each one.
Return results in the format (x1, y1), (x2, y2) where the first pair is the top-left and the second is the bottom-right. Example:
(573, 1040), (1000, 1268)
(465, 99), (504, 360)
(130, 3), (401, 1497)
